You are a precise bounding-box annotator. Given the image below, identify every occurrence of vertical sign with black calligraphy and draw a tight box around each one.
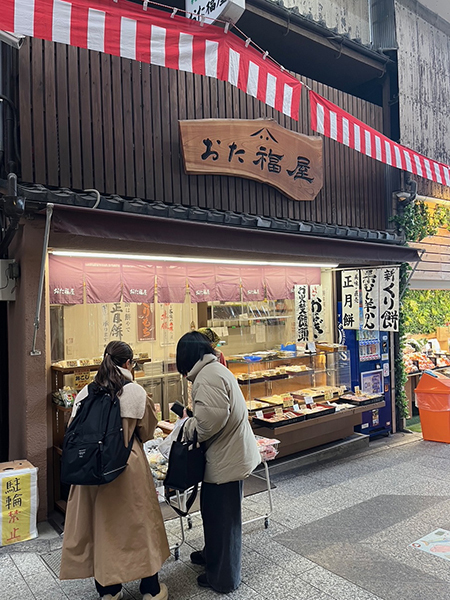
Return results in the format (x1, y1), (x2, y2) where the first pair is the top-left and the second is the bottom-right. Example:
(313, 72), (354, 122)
(310, 284), (325, 341)
(341, 270), (360, 330)
(137, 303), (155, 341)
(361, 269), (380, 331)
(294, 285), (309, 342)
(380, 267), (399, 331)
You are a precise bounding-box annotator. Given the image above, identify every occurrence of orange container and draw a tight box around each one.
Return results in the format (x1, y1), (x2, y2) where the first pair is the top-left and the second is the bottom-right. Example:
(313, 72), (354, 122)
(415, 373), (450, 443)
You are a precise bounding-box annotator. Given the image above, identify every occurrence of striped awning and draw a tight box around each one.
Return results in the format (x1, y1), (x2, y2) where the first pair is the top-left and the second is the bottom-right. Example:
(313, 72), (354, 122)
(310, 90), (450, 187)
(1, 0), (302, 120)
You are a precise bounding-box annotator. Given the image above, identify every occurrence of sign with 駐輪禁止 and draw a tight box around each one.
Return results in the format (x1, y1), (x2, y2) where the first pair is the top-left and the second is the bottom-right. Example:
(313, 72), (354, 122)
(179, 119), (323, 202)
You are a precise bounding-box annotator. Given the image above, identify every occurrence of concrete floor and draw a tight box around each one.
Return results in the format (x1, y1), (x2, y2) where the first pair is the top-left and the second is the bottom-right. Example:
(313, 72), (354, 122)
(3, 431), (450, 600)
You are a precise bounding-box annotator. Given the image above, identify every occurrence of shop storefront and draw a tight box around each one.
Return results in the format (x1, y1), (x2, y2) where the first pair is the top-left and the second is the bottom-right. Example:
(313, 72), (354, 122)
(15, 199), (416, 513)
(3, 13), (421, 518)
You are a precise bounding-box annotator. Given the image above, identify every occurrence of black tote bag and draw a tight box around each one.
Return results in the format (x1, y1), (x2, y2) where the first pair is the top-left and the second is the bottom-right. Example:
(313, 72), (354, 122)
(164, 424), (205, 516)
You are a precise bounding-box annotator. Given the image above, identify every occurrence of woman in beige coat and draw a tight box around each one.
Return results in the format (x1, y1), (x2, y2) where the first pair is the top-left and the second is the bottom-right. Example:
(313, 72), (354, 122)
(60, 341), (170, 600)
(176, 331), (261, 594)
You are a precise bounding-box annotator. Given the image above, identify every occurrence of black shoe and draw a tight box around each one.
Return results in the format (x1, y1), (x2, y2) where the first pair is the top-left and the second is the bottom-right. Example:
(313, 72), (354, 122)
(197, 574), (211, 589)
(190, 551), (205, 566)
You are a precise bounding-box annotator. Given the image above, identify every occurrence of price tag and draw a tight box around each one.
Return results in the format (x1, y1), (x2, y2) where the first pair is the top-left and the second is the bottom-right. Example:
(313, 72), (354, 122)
(255, 410), (264, 419)
(74, 369), (91, 391)
(324, 391), (333, 401)
(307, 341), (316, 353)
(293, 403), (300, 412)
(355, 386), (361, 396)
(275, 406), (283, 416)
(305, 396), (314, 407)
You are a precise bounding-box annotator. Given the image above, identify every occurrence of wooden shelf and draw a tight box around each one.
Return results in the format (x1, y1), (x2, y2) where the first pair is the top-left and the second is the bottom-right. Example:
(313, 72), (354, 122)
(51, 358), (152, 374)
(252, 401), (385, 458)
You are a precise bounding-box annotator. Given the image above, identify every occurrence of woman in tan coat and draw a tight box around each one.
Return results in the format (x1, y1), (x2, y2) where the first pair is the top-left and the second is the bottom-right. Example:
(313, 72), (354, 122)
(60, 341), (170, 600)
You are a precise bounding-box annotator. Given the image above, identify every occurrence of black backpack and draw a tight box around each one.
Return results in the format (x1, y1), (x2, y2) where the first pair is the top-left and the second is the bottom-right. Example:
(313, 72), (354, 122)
(61, 381), (133, 486)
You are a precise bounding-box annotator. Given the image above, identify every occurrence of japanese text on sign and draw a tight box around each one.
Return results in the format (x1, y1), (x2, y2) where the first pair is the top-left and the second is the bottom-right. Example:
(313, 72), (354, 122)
(137, 303), (155, 342)
(180, 119), (323, 202)
(294, 284), (309, 342)
(380, 268), (399, 332)
(310, 284), (325, 341)
(1, 469), (37, 547)
(341, 270), (360, 330)
(362, 269), (380, 331)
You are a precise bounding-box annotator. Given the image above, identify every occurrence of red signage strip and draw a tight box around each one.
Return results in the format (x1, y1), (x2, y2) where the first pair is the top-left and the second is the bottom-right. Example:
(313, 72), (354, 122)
(48, 256), (321, 304)
(310, 90), (450, 187)
(1, 0), (302, 121)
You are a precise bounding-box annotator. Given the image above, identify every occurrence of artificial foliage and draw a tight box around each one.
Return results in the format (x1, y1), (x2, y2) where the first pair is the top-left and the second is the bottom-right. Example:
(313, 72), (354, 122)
(402, 289), (450, 334)
(395, 263), (411, 421)
(391, 200), (450, 242)
(392, 200), (450, 422)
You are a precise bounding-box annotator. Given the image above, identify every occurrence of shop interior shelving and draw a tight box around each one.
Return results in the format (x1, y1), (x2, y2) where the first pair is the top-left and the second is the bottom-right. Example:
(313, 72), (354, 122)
(226, 349), (384, 457)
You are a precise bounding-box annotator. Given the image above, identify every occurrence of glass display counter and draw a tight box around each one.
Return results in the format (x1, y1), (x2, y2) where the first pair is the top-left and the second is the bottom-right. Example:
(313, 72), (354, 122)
(225, 347), (384, 458)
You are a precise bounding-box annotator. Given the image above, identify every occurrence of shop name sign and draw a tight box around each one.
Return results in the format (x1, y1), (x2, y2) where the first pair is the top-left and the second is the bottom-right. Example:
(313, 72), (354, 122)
(186, 0), (245, 24)
(179, 119), (323, 201)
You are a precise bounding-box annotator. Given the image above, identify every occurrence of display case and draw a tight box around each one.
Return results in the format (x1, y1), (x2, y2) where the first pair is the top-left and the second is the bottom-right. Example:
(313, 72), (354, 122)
(227, 348), (351, 409)
(225, 346), (384, 458)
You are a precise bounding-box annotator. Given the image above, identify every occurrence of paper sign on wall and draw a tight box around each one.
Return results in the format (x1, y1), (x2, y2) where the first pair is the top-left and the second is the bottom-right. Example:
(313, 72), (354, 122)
(341, 270), (360, 330)
(310, 284), (325, 341)
(380, 267), (400, 332)
(294, 284), (309, 342)
(361, 269), (380, 331)
(0, 463), (38, 547)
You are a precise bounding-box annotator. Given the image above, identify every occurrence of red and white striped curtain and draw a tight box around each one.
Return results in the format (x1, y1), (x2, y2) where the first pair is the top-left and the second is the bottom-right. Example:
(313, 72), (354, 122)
(310, 90), (450, 186)
(1, 0), (302, 121)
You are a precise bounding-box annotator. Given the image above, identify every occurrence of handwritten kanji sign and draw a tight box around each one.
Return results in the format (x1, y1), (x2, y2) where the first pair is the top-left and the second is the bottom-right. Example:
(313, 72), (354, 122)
(179, 119), (323, 201)
(294, 285), (310, 342)
(74, 370), (91, 391)
(310, 284), (325, 341)
(341, 270), (360, 330)
(137, 303), (156, 342)
(362, 269), (380, 331)
(380, 267), (399, 332)
(0, 462), (38, 547)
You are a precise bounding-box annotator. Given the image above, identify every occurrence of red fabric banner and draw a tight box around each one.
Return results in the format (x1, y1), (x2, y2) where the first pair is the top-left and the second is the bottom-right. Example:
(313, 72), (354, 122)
(310, 90), (450, 187)
(156, 263), (187, 304)
(1, 0), (302, 120)
(240, 266), (265, 301)
(285, 266), (321, 300)
(186, 264), (217, 303)
(121, 261), (155, 303)
(48, 254), (84, 304)
(84, 259), (122, 304)
(215, 266), (241, 302)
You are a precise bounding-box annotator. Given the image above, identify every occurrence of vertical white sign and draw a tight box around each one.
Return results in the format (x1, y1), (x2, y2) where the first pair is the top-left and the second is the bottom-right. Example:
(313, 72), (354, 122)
(341, 270), (360, 330)
(310, 284), (325, 341)
(294, 284), (309, 342)
(361, 269), (380, 331)
(380, 267), (400, 331)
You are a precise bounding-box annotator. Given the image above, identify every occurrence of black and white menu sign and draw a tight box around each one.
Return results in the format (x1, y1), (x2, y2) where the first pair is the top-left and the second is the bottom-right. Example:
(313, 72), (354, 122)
(294, 284), (309, 342)
(341, 270), (360, 330)
(380, 267), (399, 331)
(310, 284), (325, 341)
(361, 269), (380, 331)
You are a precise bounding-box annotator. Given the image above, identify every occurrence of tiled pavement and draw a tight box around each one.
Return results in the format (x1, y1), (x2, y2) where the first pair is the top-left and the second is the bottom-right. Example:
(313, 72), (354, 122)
(3, 431), (450, 599)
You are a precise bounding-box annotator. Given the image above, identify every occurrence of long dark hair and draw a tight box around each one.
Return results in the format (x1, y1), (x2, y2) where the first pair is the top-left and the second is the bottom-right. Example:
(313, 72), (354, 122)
(94, 341), (133, 397)
(176, 331), (215, 376)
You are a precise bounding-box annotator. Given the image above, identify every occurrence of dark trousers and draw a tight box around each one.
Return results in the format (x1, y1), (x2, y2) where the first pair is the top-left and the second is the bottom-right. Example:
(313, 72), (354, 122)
(95, 573), (159, 597)
(200, 480), (243, 593)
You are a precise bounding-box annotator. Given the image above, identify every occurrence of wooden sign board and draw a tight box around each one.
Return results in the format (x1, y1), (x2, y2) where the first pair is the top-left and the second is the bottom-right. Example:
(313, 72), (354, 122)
(179, 119), (323, 201)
